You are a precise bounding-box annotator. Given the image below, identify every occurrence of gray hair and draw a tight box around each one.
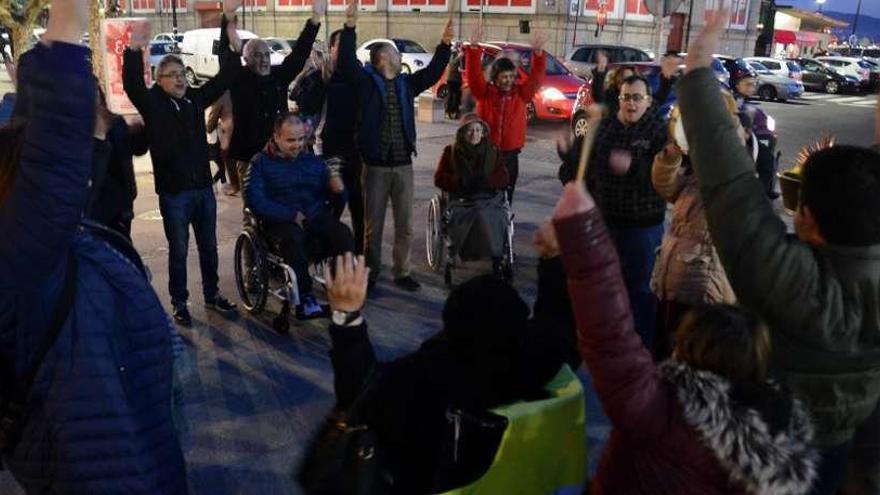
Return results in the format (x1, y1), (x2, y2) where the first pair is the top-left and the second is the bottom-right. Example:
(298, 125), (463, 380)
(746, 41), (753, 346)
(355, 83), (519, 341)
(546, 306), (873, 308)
(156, 54), (184, 77)
(243, 38), (269, 61)
(369, 42), (395, 67)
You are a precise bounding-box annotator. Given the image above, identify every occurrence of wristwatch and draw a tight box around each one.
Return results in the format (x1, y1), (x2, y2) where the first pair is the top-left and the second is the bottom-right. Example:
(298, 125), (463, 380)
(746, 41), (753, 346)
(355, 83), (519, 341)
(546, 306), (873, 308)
(331, 309), (362, 326)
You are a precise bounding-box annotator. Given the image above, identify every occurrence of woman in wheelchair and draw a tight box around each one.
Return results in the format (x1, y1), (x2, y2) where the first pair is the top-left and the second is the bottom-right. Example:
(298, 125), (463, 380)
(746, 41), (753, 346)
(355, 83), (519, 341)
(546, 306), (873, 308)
(434, 114), (510, 276)
(243, 113), (354, 319)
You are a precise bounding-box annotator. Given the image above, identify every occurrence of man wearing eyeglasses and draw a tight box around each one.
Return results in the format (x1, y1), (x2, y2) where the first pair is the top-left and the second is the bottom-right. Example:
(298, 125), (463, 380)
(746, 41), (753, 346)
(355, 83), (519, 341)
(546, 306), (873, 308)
(585, 74), (668, 350)
(122, 4), (242, 327)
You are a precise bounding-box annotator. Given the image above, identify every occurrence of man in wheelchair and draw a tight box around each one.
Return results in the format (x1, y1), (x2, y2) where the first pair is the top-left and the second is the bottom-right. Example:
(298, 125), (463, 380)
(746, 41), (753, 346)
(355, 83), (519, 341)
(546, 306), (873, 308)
(243, 113), (354, 318)
(434, 113), (510, 275)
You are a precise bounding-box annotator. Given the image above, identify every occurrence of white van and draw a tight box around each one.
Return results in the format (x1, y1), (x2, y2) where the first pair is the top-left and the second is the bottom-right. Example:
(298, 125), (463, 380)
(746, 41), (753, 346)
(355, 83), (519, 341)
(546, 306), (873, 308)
(180, 28), (285, 85)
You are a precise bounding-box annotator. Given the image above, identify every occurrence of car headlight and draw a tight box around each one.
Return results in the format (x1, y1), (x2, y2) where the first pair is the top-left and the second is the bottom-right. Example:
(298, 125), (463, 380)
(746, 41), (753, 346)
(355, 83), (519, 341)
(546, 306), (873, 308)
(766, 115), (776, 133)
(541, 87), (566, 101)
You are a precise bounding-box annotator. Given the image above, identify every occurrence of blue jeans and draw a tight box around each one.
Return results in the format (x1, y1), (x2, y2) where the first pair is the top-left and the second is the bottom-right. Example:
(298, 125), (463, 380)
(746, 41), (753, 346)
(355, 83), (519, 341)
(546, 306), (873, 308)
(158, 187), (220, 308)
(608, 224), (664, 349)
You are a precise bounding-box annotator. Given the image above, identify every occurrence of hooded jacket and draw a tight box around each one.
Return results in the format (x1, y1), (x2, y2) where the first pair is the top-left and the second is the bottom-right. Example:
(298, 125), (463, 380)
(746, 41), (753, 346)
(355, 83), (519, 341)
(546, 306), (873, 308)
(679, 67), (880, 448)
(1, 42), (185, 494)
(337, 26), (450, 167)
(554, 208), (817, 495)
(465, 45), (545, 152)
(434, 115), (509, 196)
(244, 144), (332, 223)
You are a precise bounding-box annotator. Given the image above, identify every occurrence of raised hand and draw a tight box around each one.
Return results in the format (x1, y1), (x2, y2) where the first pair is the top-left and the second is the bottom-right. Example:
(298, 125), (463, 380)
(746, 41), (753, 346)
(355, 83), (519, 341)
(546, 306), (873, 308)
(441, 16), (454, 45)
(224, 0), (243, 15)
(128, 22), (151, 51)
(530, 30), (548, 55)
(660, 53), (681, 79)
(312, 0), (327, 24)
(686, 2), (729, 74)
(345, 0), (358, 28)
(326, 253), (368, 312)
(552, 182), (596, 222)
(43, 0), (91, 45)
(469, 22), (483, 45)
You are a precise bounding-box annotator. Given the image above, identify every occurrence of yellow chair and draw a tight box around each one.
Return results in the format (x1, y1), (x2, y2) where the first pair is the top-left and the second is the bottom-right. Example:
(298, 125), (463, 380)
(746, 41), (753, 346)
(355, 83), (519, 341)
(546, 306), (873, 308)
(439, 364), (587, 495)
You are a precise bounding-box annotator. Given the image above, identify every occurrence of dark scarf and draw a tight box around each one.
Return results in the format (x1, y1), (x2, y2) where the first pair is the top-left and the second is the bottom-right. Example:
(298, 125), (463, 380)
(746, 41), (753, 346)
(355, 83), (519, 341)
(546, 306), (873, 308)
(451, 130), (497, 184)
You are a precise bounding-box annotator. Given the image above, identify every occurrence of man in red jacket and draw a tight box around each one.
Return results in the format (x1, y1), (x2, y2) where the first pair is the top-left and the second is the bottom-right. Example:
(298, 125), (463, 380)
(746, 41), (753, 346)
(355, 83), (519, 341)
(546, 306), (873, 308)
(465, 23), (547, 204)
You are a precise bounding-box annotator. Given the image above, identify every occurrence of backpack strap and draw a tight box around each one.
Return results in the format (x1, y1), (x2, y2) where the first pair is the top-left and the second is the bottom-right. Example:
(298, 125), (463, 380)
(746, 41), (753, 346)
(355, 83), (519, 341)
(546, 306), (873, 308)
(0, 252), (78, 457)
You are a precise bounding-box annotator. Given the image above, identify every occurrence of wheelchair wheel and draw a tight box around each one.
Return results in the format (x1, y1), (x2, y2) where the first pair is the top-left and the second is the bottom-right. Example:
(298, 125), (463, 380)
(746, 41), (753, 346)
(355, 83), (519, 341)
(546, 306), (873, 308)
(234, 230), (268, 314)
(426, 195), (446, 272)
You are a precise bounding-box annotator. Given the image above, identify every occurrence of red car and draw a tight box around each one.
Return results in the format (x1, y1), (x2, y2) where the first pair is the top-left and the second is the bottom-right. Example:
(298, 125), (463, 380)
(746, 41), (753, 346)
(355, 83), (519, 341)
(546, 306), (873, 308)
(433, 42), (585, 123)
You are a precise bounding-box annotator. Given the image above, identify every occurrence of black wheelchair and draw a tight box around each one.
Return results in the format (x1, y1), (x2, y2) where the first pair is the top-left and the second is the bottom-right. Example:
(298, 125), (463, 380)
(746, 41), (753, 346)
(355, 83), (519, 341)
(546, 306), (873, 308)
(233, 209), (328, 334)
(425, 191), (515, 287)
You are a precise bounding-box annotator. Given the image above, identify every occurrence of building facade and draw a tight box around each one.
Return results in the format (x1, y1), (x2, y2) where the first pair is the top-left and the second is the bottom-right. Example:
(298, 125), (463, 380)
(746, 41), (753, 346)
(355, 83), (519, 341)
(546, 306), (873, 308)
(111, 0), (760, 60)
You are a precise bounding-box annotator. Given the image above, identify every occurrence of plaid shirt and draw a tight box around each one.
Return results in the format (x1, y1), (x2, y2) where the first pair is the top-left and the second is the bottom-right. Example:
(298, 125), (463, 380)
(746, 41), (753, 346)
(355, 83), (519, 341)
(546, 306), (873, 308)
(588, 109), (668, 227)
(380, 78), (411, 165)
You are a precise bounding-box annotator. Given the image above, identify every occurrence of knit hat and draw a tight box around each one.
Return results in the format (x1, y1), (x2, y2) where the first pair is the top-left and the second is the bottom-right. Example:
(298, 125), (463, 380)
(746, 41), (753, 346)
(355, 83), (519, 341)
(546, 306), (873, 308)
(442, 274), (530, 355)
(457, 112), (489, 134)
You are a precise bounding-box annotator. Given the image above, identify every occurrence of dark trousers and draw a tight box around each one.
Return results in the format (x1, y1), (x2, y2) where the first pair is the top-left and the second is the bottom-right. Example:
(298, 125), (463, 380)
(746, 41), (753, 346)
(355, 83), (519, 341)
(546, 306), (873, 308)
(501, 150), (520, 205)
(608, 224), (664, 350)
(756, 142), (777, 198)
(654, 299), (693, 361)
(810, 441), (854, 495)
(842, 399), (880, 495)
(158, 187), (220, 308)
(265, 209), (354, 297)
(333, 153), (365, 255)
(445, 80), (462, 117)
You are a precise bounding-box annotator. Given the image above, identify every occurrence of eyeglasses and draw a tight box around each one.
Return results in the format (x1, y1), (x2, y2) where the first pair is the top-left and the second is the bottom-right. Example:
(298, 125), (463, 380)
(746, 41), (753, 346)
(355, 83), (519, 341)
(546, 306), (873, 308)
(159, 71), (186, 80)
(619, 93), (647, 102)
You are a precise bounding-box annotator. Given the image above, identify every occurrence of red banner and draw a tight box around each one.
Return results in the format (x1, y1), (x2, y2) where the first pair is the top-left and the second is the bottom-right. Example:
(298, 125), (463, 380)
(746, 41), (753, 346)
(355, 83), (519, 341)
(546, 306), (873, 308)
(101, 18), (152, 115)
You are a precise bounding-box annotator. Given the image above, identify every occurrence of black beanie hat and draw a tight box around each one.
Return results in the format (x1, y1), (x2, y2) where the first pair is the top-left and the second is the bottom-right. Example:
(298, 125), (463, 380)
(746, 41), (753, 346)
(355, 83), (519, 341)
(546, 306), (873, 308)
(442, 274), (530, 353)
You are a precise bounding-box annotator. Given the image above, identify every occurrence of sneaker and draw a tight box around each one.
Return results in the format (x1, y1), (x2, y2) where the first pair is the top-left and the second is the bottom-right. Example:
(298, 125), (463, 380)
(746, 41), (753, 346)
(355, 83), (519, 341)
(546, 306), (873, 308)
(173, 306), (192, 327)
(206, 294), (238, 315)
(394, 276), (421, 292)
(296, 294), (326, 320)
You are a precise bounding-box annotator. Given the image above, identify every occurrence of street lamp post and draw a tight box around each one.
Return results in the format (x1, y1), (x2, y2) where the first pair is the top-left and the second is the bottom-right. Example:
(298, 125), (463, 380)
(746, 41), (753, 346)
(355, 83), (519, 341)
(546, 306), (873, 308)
(815, 0), (825, 13)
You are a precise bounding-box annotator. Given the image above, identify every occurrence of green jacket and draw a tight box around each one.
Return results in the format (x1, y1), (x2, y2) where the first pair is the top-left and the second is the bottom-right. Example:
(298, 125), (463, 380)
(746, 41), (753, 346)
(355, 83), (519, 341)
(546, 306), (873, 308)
(677, 68), (880, 448)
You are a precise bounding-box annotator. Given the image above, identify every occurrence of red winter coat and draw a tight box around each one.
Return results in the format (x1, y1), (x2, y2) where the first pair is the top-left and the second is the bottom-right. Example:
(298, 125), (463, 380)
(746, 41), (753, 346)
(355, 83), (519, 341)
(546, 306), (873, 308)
(465, 46), (545, 152)
(554, 209), (817, 495)
(433, 144), (510, 194)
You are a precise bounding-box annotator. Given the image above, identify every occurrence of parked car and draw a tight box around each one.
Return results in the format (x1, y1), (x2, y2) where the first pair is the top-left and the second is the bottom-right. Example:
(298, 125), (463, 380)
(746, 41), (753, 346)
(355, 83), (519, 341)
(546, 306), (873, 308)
(153, 32), (184, 44)
(786, 57), (861, 94)
(264, 37), (292, 56)
(745, 56), (801, 80)
(355, 38), (432, 74)
(745, 61), (804, 101)
(180, 27), (283, 85)
(816, 56), (871, 87)
(563, 44), (653, 79)
(432, 42), (583, 123)
(148, 40), (181, 80)
(715, 54), (756, 87)
(679, 53), (730, 86)
(859, 57), (880, 90)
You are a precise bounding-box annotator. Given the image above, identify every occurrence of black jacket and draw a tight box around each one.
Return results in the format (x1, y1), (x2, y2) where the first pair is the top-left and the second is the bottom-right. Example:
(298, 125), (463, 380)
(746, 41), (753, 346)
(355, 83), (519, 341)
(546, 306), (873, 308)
(291, 69), (360, 158)
(122, 47), (240, 194)
(327, 259), (574, 494)
(338, 26), (450, 167)
(85, 117), (147, 234)
(219, 15), (319, 162)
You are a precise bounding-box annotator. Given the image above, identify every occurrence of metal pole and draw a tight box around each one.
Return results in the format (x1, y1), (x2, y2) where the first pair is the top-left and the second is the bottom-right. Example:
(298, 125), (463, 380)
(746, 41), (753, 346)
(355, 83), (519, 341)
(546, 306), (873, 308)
(684, 0), (694, 49)
(242, 0), (246, 29)
(171, 0), (178, 37)
(571, 0), (581, 47)
(852, 0), (862, 37)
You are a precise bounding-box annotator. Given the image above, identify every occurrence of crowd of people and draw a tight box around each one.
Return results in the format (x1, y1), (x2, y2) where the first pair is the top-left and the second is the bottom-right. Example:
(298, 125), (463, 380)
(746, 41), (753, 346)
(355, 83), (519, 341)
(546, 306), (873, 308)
(2, 0), (880, 493)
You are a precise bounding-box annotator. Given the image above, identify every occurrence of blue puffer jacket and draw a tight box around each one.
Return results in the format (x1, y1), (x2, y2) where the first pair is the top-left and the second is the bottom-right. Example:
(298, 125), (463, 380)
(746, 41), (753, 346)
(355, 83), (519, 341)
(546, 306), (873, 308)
(337, 26), (451, 167)
(0, 43), (186, 494)
(244, 148), (331, 223)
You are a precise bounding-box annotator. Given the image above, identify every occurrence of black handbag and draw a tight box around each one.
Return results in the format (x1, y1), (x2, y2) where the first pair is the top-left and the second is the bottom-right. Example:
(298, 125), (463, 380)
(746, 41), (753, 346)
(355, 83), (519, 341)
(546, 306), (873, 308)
(299, 370), (393, 495)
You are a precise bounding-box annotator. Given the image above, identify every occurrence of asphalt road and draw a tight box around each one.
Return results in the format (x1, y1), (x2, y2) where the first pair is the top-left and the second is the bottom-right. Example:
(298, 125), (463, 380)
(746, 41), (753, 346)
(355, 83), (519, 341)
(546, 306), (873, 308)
(1, 68), (877, 493)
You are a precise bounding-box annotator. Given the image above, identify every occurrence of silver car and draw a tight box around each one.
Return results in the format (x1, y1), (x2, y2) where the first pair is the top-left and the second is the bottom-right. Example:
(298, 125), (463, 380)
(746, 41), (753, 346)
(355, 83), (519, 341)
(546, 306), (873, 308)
(563, 44), (652, 79)
(747, 61), (804, 102)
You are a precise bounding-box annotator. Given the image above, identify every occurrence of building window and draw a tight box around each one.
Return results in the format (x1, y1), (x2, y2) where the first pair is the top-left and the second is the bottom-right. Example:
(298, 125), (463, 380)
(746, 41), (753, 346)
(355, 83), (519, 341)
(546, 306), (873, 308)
(391, 0), (448, 12)
(581, 0), (654, 20)
(277, 0), (375, 12)
(705, 0), (749, 30)
(460, 0), (536, 15)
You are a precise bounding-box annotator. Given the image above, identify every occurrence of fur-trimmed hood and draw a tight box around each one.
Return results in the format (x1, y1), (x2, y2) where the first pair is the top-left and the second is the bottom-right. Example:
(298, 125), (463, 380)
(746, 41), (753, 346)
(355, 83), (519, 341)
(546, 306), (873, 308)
(659, 361), (818, 495)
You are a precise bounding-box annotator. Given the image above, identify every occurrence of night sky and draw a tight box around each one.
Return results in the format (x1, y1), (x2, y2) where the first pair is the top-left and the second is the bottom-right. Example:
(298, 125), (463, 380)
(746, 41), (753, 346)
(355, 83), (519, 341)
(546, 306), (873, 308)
(785, 0), (880, 18)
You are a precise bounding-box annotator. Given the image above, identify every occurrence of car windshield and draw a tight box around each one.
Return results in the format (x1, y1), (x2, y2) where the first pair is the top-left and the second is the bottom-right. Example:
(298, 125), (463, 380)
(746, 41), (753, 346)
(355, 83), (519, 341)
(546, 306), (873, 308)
(268, 39), (290, 52)
(857, 60), (873, 69)
(517, 49), (569, 75)
(393, 39), (427, 54)
(735, 58), (750, 70)
(150, 42), (175, 56)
